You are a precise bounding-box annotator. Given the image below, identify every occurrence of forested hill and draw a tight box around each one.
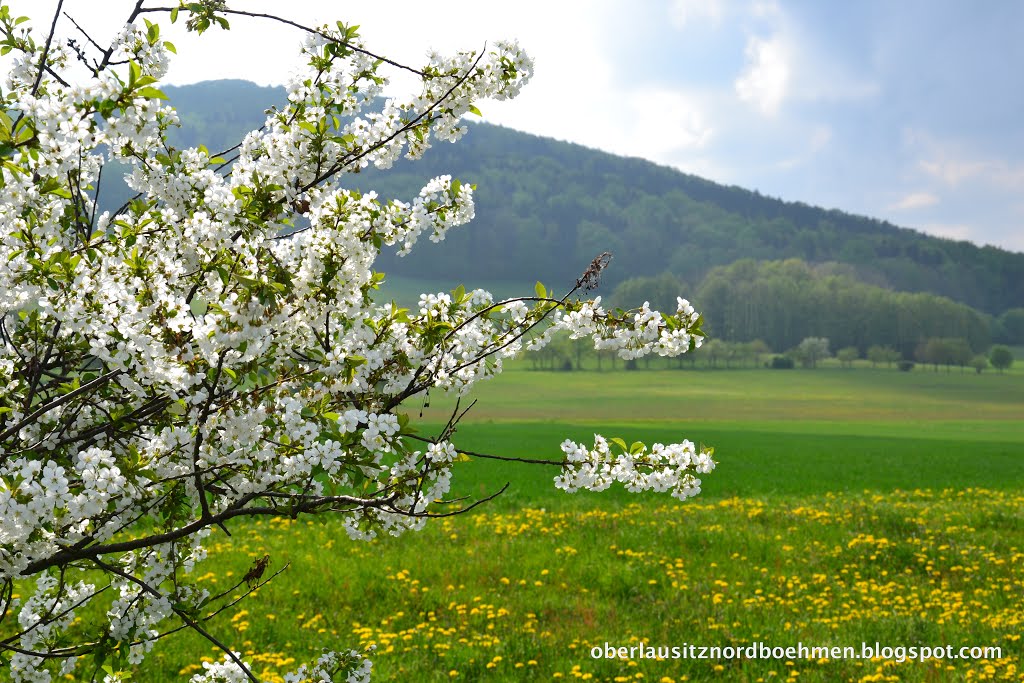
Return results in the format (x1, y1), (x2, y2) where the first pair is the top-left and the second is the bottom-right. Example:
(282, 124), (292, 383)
(151, 80), (1024, 315)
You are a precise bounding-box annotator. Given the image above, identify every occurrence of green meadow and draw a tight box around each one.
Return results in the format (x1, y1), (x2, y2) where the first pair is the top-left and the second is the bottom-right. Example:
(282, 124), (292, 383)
(131, 365), (1023, 682)
(424, 365), (1024, 501)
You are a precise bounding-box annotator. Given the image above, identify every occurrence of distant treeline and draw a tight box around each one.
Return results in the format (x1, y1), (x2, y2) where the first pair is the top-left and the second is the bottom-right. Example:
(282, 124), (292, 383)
(98, 80), (1024, 320)
(693, 258), (995, 356)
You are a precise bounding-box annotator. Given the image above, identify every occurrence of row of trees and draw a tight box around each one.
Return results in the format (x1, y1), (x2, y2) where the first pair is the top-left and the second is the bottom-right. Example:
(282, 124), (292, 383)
(528, 330), (1016, 374)
(913, 341), (1015, 373)
(601, 265), (1019, 373)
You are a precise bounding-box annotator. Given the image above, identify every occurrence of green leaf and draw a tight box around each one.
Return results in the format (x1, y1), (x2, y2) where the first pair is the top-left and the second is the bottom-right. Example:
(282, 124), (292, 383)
(468, 104), (482, 117)
(128, 60), (141, 87)
(609, 437), (628, 452)
(170, 7), (179, 22)
(189, 297), (208, 316)
(534, 281), (547, 299)
(452, 284), (466, 303)
(166, 400), (187, 416)
(136, 86), (167, 100)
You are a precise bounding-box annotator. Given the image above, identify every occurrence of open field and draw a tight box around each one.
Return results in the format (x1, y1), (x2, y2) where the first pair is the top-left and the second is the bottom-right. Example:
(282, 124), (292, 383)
(127, 365), (1023, 682)
(417, 364), (1024, 424)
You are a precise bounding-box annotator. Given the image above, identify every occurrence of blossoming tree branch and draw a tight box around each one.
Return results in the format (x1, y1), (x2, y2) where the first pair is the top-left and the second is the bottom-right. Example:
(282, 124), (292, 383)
(0, 1), (714, 680)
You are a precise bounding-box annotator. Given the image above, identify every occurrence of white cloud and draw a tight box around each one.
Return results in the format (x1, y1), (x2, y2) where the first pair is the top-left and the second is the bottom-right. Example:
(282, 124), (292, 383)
(735, 35), (790, 115)
(669, 0), (725, 28)
(890, 192), (940, 210)
(911, 130), (1024, 190)
(732, 1), (877, 115)
(918, 159), (989, 187)
(750, 0), (783, 21)
(623, 88), (714, 152)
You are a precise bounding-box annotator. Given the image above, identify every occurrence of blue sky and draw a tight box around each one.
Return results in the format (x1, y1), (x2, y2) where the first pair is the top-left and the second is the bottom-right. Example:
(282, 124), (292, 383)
(16, 0), (1024, 252)
(583, 0), (1024, 253)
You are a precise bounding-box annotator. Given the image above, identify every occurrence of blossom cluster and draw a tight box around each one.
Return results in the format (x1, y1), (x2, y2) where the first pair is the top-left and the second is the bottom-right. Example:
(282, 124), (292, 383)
(555, 295), (704, 359)
(555, 435), (715, 501)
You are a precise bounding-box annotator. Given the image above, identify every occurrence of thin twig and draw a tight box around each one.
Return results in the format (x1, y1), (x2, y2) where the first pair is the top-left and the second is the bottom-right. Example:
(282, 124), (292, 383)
(97, 1), (146, 72)
(31, 0), (65, 96)
(90, 557), (259, 683)
(62, 11), (104, 52)
(140, 6), (426, 76)
(0, 369), (122, 443)
(406, 483), (511, 518)
(404, 435), (564, 466)
(302, 46), (488, 194)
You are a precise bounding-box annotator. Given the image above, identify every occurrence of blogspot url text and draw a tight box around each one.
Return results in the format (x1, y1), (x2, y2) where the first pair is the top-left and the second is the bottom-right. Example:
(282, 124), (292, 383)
(589, 642), (1003, 664)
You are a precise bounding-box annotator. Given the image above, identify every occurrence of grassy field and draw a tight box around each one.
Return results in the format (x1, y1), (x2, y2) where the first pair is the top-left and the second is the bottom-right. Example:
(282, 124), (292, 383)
(126, 366), (1022, 681)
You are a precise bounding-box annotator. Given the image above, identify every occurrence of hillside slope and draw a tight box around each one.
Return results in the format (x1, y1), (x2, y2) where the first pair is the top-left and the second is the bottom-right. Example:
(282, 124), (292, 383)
(103, 80), (1024, 314)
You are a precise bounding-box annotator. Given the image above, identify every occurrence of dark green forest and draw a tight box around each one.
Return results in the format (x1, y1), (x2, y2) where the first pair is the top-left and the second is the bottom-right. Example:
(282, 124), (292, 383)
(99, 80), (1024, 350)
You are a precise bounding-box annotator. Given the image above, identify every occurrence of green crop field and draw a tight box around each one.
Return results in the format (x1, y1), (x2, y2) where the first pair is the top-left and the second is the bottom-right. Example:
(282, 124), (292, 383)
(127, 365), (1022, 682)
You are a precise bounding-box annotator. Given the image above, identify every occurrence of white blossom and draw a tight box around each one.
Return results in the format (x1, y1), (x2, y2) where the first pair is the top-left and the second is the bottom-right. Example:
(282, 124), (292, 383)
(0, 4), (711, 681)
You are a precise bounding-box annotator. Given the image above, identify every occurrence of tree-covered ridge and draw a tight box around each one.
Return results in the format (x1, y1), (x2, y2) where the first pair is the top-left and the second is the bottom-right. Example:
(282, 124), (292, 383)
(364, 124), (1023, 316)
(142, 80), (1024, 315)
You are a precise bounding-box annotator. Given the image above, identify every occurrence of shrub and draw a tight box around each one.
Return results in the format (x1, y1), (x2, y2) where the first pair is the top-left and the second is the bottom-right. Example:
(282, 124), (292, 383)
(990, 345), (1014, 373)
